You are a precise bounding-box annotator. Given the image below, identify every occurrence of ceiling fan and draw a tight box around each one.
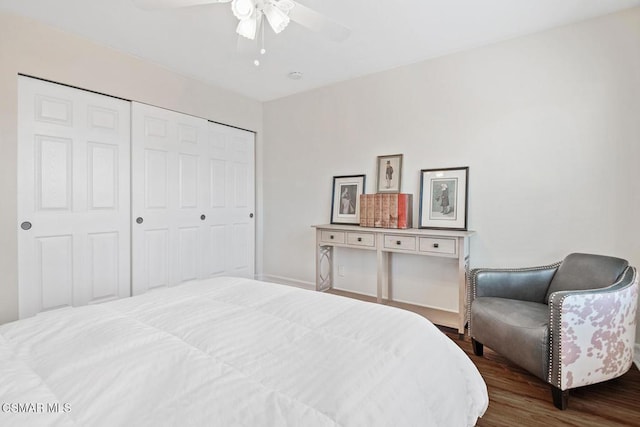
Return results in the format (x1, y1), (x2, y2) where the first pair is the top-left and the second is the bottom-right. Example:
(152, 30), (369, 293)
(133, 0), (351, 42)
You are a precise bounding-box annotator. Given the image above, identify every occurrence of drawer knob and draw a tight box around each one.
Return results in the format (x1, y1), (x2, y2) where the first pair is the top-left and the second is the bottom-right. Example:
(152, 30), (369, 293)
(357, 237), (362, 242)
(330, 235), (334, 239)
(396, 240), (401, 245)
(433, 243), (439, 248)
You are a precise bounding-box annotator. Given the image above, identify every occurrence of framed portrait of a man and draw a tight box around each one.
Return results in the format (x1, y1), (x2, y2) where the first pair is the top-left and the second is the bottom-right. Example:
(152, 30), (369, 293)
(419, 167), (469, 230)
(376, 154), (402, 193)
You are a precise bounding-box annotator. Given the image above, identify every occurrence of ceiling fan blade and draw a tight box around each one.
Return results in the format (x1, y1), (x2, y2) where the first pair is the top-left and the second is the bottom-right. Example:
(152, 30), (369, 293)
(288, 1), (351, 42)
(132, 0), (231, 10)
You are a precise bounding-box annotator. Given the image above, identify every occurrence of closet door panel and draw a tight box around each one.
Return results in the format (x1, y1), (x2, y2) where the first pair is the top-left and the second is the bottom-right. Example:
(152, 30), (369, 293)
(18, 77), (131, 318)
(145, 228), (170, 290)
(132, 103), (208, 295)
(132, 107), (256, 294)
(178, 226), (200, 282)
(87, 231), (120, 301)
(207, 224), (227, 276)
(37, 234), (73, 311)
(205, 123), (255, 278)
(36, 135), (72, 210)
(144, 149), (169, 208)
(88, 142), (119, 210)
(179, 153), (199, 208)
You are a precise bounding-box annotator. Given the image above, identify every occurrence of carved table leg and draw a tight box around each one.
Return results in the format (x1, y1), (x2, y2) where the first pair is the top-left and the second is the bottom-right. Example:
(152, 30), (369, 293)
(317, 245), (333, 291)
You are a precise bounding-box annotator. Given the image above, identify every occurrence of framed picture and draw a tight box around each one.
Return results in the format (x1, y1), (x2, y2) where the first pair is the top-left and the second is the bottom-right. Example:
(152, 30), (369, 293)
(331, 174), (366, 225)
(419, 167), (469, 230)
(376, 154), (403, 193)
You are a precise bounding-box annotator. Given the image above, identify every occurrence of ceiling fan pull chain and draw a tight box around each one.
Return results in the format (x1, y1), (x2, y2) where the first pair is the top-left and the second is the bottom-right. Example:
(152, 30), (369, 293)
(253, 10), (266, 67)
(254, 12), (265, 66)
(260, 11), (266, 55)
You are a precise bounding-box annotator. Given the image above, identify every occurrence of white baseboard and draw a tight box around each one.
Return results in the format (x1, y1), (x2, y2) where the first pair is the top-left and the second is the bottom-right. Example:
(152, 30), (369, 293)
(257, 274), (315, 291)
(635, 343), (640, 371)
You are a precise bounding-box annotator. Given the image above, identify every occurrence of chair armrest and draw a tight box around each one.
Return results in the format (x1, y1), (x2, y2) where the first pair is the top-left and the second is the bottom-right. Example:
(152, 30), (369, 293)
(548, 266), (638, 390)
(469, 262), (560, 303)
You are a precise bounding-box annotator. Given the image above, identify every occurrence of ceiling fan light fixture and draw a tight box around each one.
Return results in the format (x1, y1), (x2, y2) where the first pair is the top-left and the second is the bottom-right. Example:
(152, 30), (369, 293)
(231, 0), (256, 21)
(263, 3), (290, 34)
(236, 17), (258, 39)
(274, 0), (295, 12)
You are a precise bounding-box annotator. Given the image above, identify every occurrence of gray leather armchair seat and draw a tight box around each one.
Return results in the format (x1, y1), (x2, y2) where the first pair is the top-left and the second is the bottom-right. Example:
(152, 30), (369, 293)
(468, 253), (638, 409)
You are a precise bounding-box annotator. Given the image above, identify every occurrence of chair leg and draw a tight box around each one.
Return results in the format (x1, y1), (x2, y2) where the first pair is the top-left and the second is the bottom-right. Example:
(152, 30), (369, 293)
(471, 338), (483, 356)
(551, 386), (569, 410)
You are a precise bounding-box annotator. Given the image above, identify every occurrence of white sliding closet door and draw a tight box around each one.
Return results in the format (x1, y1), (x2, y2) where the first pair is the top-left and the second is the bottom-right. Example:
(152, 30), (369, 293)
(131, 103), (255, 295)
(131, 103), (207, 294)
(18, 76), (131, 318)
(206, 122), (255, 279)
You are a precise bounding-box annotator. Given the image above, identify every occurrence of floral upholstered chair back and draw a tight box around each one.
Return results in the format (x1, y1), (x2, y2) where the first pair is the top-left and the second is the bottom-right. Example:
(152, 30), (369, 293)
(547, 257), (637, 391)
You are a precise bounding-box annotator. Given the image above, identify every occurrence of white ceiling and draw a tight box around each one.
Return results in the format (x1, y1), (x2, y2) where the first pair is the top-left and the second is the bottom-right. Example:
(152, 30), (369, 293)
(1, 0), (639, 101)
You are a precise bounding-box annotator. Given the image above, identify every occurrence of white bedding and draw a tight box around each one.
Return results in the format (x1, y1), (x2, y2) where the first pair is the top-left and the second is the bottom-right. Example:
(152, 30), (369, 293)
(0, 277), (488, 426)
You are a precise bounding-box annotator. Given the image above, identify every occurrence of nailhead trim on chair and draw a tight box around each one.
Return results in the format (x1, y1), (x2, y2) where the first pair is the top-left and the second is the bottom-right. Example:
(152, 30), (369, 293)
(548, 294), (559, 386)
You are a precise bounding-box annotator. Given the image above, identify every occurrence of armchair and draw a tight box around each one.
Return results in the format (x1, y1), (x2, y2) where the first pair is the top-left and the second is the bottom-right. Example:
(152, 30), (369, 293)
(468, 253), (638, 409)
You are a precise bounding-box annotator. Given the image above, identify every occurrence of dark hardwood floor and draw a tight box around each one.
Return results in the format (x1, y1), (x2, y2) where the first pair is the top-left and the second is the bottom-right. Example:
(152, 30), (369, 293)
(327, 289), (640, 426)
(440, 328), (640, 427)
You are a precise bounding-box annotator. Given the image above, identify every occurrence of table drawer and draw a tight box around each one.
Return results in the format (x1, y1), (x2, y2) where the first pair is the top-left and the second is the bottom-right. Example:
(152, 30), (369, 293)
(419, 237), (457, 255)
(347, 232), (375, 247)
(320, 230), (345, 244)
(384, 234), (416, 251)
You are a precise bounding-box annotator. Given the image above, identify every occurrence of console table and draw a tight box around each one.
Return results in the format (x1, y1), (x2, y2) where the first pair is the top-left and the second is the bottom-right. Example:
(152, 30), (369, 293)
(313, 224), (475, 334)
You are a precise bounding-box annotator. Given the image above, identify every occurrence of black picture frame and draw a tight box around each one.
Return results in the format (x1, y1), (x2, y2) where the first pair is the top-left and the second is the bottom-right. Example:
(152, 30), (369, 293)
(330, 175), (366, 225)
(418, 167), (469, 230)
(376, 154), (403, 193)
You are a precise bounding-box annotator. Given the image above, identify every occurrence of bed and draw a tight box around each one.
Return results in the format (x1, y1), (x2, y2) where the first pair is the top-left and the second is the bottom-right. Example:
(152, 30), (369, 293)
(0, 277), (488, 426)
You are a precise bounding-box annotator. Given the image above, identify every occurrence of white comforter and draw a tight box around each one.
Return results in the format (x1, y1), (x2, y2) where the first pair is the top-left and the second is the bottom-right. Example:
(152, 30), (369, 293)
(0, 277), (488, 426)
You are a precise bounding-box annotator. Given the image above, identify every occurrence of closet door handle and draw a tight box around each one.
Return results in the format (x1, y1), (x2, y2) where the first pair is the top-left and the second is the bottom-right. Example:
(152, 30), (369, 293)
(136, 217), (144, 224)
(20, 221), (32, 231)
